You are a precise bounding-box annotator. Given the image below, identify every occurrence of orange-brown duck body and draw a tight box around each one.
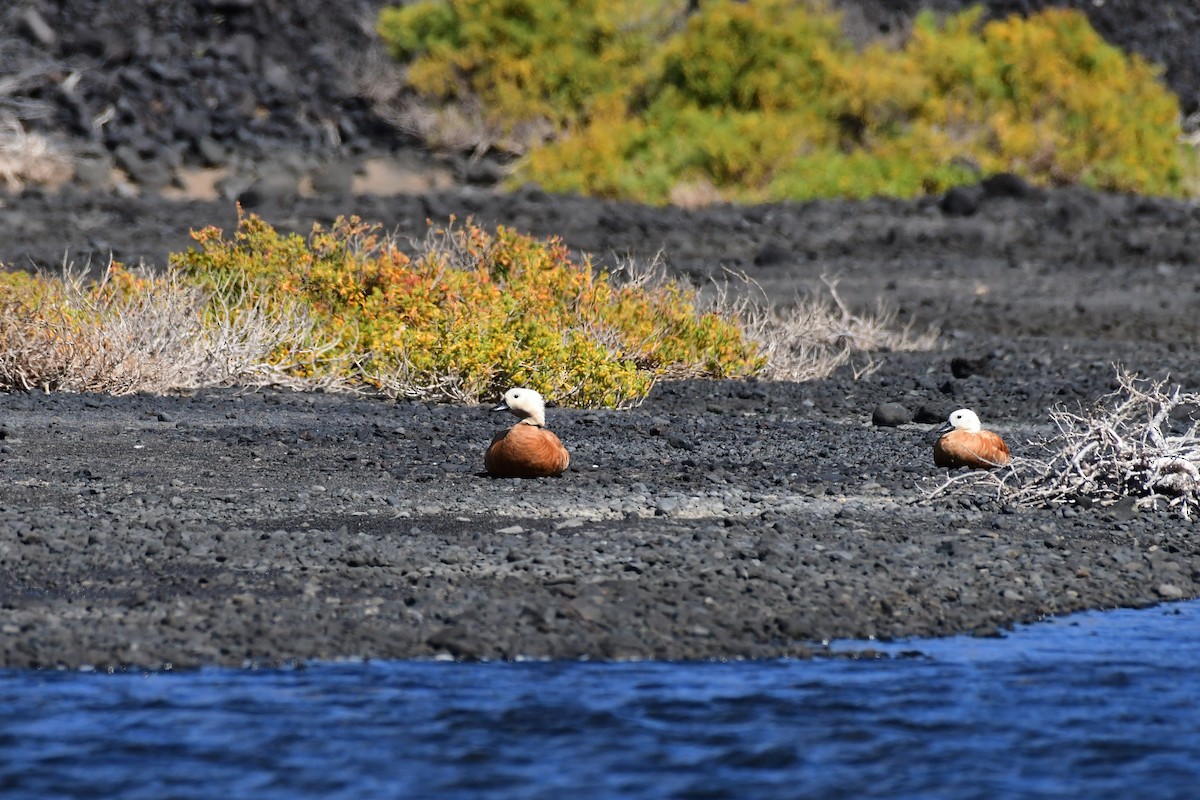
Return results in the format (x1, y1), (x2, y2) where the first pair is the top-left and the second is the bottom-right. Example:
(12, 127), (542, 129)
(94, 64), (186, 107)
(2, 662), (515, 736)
(933, 408), (1011, 470)
(485, 388), (570, 478)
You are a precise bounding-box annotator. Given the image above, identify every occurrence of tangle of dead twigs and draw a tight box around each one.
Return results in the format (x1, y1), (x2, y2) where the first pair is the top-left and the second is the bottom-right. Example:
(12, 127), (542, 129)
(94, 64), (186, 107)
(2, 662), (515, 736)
(924, 367), (1200, 519)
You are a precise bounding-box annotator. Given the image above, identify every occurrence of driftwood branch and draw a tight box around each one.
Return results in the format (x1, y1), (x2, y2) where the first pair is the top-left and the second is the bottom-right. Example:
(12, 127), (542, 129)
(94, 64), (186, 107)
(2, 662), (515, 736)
(928, 367), (1200, 519)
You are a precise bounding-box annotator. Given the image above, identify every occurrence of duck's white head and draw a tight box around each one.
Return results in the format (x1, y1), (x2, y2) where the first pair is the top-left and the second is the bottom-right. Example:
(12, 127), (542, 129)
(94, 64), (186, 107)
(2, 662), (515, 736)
(493, 387), (548, 426)
(947, 408), (983, 433)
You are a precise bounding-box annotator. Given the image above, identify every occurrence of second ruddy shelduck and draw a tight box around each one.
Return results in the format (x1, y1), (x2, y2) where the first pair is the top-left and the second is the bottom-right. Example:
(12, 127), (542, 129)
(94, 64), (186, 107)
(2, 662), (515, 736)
(933, 408), (1011, 470)
(484, 388), (570, 478)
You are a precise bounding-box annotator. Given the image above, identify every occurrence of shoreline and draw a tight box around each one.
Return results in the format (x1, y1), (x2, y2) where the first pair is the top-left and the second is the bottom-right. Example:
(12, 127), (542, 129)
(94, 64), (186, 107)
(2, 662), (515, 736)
(2, 358), (1196, 669)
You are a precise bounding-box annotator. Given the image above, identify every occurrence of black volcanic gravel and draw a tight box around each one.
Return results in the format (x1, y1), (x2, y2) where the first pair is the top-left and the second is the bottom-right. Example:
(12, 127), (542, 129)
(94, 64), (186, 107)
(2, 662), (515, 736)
(1, 344), (1198, 669)
(2, 1), (1200, 668)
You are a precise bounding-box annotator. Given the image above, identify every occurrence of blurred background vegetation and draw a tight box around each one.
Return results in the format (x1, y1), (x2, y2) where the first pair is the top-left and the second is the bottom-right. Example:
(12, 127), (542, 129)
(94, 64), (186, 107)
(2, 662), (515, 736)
(378, 0), (1196, 204)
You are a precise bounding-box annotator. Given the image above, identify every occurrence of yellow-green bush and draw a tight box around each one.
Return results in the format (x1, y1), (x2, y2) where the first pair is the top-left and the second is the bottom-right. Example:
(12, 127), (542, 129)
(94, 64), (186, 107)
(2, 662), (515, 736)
(378, 0), (1193, 201)
(888, 8), (1186, 192)
(171, 210), (763, 407)
(378, 0), (674, 140)
(0, 215), (937, 400)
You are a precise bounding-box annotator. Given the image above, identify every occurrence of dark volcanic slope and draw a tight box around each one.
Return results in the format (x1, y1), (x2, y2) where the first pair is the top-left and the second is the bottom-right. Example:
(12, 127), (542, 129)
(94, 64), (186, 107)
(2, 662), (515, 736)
(2, 0), (1199, 185)
(6, 0), (397, 166)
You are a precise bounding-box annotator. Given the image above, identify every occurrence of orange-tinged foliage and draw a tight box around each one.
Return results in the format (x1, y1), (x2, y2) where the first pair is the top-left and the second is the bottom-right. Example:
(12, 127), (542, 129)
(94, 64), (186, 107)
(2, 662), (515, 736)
(170, 209), (762, 406)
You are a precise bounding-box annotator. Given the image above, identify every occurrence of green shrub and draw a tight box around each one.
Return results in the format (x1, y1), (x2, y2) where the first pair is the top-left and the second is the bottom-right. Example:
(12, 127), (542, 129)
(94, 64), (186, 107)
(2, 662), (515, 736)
(378, 0), (1193, 201)
(0, 215), (938, 401)
(378, 0), (673, 142)
(655, 0), (846, 114)
(894, 7), (1186, 193)
(170, 210), (764, 407)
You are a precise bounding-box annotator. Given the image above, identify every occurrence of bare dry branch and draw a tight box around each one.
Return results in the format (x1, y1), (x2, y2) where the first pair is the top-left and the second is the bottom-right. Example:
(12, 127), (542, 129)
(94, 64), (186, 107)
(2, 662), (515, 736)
(928, 367), (1200, 519)
(0, 111), (71, 190)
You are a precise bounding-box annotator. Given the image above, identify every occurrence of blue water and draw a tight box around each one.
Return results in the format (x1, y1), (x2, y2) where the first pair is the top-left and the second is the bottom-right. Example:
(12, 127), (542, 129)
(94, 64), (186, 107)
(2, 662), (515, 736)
(2, 602), (1198, 800)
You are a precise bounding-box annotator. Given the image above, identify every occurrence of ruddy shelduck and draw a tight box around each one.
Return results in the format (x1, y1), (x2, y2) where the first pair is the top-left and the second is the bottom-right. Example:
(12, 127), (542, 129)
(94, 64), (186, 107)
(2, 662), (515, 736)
(484, 388), (570, 478)
(934, 408), (1011, 470)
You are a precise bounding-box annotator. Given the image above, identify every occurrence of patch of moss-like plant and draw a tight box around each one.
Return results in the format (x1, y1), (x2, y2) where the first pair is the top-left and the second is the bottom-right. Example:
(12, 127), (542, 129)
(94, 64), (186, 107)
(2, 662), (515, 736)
(378, 1), (1193, 202)
(171, 210), (764, 407)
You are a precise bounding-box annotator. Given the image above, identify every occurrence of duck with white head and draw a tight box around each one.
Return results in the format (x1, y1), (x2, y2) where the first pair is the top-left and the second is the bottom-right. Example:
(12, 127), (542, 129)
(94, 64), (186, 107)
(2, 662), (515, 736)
(933, 408), (1011, 470)
(484, 387), (571, 478)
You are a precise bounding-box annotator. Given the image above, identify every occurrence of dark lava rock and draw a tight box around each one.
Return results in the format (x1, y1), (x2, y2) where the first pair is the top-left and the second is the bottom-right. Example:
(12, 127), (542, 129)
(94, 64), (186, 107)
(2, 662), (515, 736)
(872, 403), (913, 427)
(982, 172), (1035, 199)
(914, 405), (950, 425)
(950, 355), (992, 379)
(753, 240), (793, 267)
(940, 185), (984, 217)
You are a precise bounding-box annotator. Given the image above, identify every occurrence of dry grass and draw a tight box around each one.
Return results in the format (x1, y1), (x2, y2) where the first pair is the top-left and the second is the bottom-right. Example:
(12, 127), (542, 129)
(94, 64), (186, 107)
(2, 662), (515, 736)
(0, 262), (348, 395)
(1178, 125), (1200, 198)
(366, 360), (481, 406)
(739, 275), (940, 382)
(0, 113), (71, 190)
(925, 368), (1200, 519)
(598, 258), (937, 386)
(0, 38), (73, 190)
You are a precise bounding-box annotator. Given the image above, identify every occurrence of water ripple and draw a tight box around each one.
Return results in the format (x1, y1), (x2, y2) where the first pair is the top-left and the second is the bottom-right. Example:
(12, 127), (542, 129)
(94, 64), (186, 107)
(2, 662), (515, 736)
(2, 602), (1199, 799)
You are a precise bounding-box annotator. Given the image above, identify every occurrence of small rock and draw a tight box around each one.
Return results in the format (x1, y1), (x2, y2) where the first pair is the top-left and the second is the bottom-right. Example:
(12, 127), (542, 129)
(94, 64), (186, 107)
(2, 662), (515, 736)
(195, 136), (226, 167)
(753, 240), (791, 267)
(950, 355), (990, 379)
(72, 149), (114, 190)
(655, 498), (681, 517)
(971, 626), (1004, 638)
(426, 625), (483, 659)
(940, 185), (984, 217)
(981, 172), (1034, 199)
(463, 156), (506, 185)
(871, 403), (912, 427)
(1110, 497), (1139, 521)
(914, 405), (946, 424)
(667, 433), (696, 450)
(310, 160), (356, 195)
